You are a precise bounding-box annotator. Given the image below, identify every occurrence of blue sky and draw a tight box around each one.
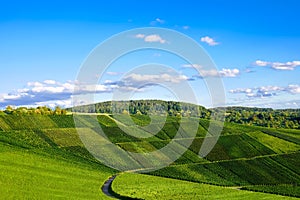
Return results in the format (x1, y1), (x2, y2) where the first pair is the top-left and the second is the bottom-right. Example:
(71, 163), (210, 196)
(0, 0), (300, 109)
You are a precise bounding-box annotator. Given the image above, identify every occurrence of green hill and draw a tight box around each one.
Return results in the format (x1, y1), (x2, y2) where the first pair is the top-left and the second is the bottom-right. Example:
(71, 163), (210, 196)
(0, 101), (299, 199)
(70, 100), (300, 129)
(0, 115), (116, 199)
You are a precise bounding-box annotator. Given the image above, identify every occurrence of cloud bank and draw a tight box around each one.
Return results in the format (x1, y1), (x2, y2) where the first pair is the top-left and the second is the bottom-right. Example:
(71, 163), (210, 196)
(254, 60), (300, 70)
(230, 84), (300, 98)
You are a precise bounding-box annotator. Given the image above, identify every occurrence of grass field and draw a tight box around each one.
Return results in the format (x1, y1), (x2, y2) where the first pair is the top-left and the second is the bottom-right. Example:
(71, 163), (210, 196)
(0, 113), (299, 199)
(0, 142), (115, 199)
(0, 115), (116, 199)
(112, 173), (298, 199)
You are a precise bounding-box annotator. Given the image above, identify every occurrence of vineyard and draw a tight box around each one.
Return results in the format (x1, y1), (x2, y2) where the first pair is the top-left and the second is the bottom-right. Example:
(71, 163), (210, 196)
(0, 109), (299, 199)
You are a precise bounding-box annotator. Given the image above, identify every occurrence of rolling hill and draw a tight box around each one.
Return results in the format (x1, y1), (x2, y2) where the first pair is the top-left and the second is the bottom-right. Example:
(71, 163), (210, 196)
(0, 101), (299, 199)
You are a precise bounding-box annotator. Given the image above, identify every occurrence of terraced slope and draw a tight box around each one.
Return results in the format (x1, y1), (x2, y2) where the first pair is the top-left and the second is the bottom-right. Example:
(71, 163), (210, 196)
(96, 114), (300, 198)
(0, 113), (299, 199)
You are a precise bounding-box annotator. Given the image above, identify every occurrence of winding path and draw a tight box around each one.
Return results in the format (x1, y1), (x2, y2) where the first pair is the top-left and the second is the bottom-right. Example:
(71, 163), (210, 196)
(102, 174), (142, 200)
(102, 175), (118, 199)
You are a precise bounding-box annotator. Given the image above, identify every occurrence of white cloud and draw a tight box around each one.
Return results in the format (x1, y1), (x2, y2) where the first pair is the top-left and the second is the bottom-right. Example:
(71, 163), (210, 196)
(150, 18), (165, 26)
(229, 88), (253, 94)
(74, 83), (111, 93)
(106, 71), (122, 76)
(1, 94), (24, 100)
(135, 34), (167, 44)
(198, 69), (219, 77)
(144, 34), (166, 44)
(183, 65), (239, 78)
(124, 73), (189, 84)
(254, 60), (300, 70)
(27, 81), (43, 87)
(135, 34), (145, 39)
(254, 60), (269, 67)
(0, 72), (194, 108)
(61, 82), (74, 91)
(245, 68), (255, 73)
(155, 18), (165, 24)
(200, 36), (219, 46)
(246, 93), (256, 97)
(35, 99), (72, 109)
(219, 68), (240, 77)
(286, 84), (300, 94)
(182, 64), (203, 70)
(44, 80), (57, 85)
(272, 61), (300, 70)
(0, 80), (117, 108)
(32, 86), (65, 93)
(183, 26), (190, 30)
(229, 84), (300, 99)
(259, 86), (283, 92)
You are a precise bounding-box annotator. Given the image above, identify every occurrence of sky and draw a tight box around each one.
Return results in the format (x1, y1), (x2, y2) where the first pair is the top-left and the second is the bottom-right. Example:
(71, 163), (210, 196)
(0, 0), (300, 109)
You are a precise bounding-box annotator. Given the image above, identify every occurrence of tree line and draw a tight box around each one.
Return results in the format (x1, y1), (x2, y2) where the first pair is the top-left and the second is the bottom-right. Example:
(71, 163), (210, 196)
(0, 105), (67, 115)
(2, 100), (300, 129)
(71, 100), (300, 129)
(218, 106), (300, 129)
(71, 100), (211, 118)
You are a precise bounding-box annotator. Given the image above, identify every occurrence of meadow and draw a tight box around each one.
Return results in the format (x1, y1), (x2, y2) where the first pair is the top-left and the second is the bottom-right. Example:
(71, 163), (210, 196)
(0, 108), (299, 199)
(112, 173), (298, 199)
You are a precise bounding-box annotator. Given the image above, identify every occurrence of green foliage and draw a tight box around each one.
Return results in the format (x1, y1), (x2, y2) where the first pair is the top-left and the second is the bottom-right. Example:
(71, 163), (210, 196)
(71, 100), (300, 129)
(222, 106), (300, 129)
(71, 100), (210, 118)
(2, 105), (68, 116)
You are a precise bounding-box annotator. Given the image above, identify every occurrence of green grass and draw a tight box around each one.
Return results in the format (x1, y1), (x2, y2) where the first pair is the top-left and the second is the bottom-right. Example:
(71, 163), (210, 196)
(0, 142), (115, 199)
(0, 115), (117, 199)
(1, 113), (300, 199)
(112, 173), (298, 200)
(0, 130), (50, 148)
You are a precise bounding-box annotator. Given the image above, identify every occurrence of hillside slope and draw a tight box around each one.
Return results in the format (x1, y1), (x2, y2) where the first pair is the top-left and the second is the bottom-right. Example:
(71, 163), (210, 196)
(0, 112), (299, 199)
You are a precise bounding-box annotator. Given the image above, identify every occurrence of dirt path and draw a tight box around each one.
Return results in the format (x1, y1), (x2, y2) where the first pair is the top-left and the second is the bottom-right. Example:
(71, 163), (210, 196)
(101, 175), (118, 199)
